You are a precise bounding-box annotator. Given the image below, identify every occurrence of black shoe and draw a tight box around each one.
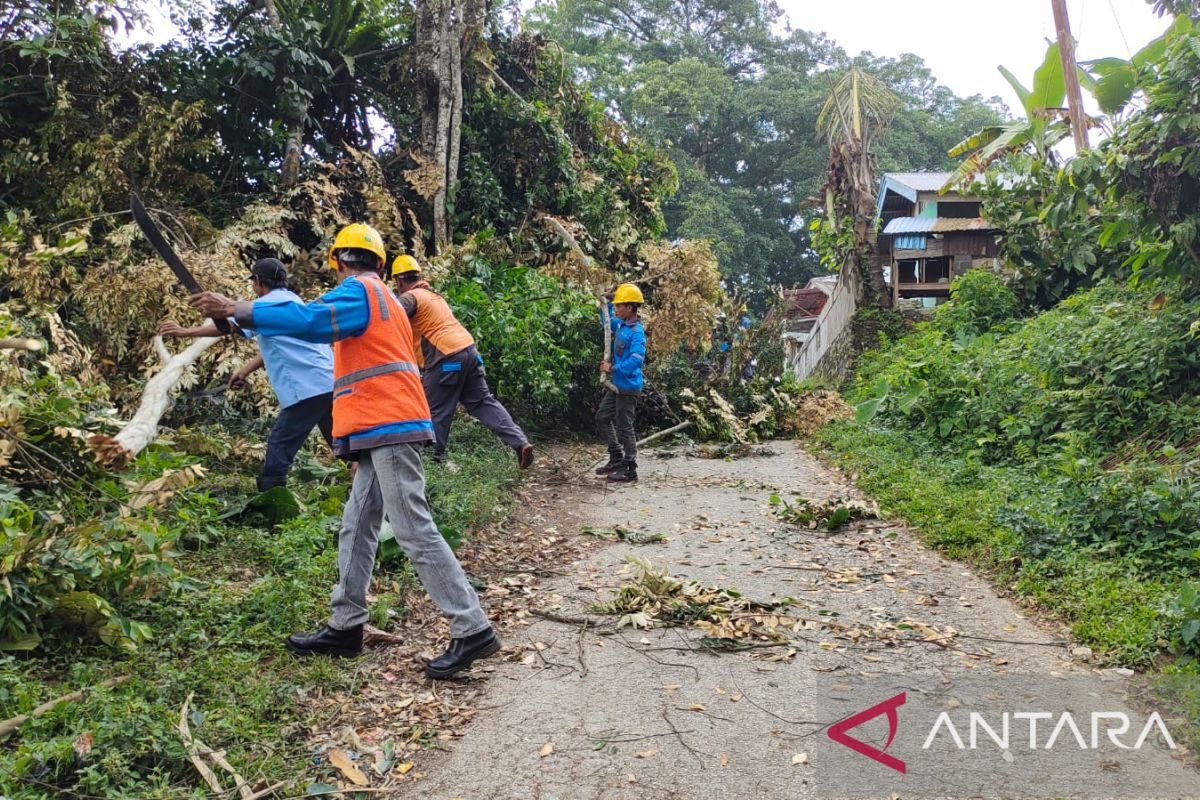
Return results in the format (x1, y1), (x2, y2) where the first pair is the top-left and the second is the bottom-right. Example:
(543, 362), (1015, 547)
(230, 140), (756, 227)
(425, 626), (501, 679)
(285, 624), (363, 658)
(607, 460), (638, 483)
(595, 451), (623, 475)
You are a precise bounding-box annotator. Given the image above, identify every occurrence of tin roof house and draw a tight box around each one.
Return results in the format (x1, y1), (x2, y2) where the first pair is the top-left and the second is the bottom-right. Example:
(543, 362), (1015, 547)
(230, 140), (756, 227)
(876, 172), (1001, 309)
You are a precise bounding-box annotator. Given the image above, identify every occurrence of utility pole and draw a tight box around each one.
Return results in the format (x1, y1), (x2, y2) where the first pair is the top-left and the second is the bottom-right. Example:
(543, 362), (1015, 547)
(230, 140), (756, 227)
(1051, 0), (1090, 152)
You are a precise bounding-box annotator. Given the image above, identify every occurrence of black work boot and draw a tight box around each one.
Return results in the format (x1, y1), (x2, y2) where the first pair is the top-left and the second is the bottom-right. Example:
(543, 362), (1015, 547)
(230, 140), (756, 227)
(425, 626), (501, 679)
(285, 624), (363, 658)
(607, 459), (638, 483)
(595, 450), (624, 475)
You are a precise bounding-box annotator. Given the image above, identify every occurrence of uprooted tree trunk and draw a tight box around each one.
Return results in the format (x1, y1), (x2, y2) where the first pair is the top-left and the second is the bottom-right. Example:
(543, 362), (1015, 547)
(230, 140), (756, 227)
(90, 336), (219, 467)
(416, 0), (487, 252)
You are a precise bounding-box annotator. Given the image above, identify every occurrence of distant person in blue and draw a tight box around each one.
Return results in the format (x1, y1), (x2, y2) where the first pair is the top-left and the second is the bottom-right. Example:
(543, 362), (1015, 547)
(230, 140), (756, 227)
(159, 258), (335, 491)
(595, 283), (647, 484)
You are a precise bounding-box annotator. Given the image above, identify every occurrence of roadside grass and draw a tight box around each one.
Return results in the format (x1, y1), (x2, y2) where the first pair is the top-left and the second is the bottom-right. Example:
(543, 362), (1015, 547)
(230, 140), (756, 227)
(0, 420), (518, 799)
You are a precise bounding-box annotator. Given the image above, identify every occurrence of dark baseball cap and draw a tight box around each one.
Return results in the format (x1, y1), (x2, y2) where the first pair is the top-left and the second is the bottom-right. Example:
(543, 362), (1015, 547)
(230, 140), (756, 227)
(250, 258), (287, 284)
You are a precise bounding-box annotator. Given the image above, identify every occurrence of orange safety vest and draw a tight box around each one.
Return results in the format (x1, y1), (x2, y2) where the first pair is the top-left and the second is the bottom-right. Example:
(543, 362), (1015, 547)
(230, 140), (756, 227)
(404, 285), (474, 367)
(331, 274), (433, 447)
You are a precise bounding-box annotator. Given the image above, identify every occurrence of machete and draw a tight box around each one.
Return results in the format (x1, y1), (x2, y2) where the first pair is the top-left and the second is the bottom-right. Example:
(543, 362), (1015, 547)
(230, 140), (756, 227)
(130, 192), (232, 335)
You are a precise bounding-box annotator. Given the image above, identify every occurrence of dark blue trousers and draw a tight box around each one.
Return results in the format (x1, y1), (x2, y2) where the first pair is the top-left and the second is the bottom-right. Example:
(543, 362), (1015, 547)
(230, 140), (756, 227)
(257, 392), (334, 491)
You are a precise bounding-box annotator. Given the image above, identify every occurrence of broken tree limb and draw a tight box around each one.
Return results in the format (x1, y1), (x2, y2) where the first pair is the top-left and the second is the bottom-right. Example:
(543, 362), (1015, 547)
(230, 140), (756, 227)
(636, 421), (692, 448)
(0, 338), (42, 351)
(537, 215), (622, 394)
(89, 335), (219, 467)
(178, 692), (254, 798)
(178, 693), (223, 793)
(0, 675), (130, 739)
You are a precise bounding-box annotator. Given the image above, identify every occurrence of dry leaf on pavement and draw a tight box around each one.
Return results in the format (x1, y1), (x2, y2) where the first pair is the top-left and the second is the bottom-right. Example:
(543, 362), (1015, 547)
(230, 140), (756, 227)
(329, 749), (369, 786)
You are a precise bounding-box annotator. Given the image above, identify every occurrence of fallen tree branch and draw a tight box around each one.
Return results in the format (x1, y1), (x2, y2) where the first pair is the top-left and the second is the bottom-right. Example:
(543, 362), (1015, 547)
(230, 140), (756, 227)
(0, 675), (130, 739)
(178, 692), (253, 798)
(538, 214), (621, 395)
(90, 335), (220, 467)
(637, 421), (691, 448)
(0, 337), (42, 351)
(529, 608), (610, 628)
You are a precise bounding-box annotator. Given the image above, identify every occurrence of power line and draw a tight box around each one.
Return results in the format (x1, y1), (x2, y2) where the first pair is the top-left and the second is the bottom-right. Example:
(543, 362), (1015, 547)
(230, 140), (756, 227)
(1107, 0), (1134, 59)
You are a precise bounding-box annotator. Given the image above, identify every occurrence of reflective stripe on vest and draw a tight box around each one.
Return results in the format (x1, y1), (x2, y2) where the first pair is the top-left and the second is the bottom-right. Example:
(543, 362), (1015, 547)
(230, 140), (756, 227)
(331, 274), (432, 443)
(334, 360), (419, 389)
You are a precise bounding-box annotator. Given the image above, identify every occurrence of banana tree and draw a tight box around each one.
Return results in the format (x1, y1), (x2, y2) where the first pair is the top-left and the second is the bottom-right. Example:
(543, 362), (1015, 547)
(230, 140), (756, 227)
(221, 0), (400, 187)
(941, 43), (1073, 191)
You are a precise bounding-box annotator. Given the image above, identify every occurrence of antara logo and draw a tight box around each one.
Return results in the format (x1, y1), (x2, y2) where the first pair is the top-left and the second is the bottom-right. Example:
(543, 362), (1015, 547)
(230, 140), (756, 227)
(827, 691), (1177, 774)
(827, 691), (907, 774)
(922, 711), (1177, 751)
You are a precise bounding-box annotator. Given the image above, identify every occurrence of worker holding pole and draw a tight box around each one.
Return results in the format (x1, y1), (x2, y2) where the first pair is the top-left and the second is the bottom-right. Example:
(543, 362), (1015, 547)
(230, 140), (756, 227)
(595, 283), (646, 483)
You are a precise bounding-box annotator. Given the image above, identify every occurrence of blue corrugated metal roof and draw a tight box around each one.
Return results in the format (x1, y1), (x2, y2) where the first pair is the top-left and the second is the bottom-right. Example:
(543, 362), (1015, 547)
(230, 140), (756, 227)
(882, 217), (997, 234)
(874, 172), (958, 220)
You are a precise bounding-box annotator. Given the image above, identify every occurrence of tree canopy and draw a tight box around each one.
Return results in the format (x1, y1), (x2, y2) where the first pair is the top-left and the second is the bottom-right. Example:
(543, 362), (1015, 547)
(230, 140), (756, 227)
(528, 0), (1007, 308)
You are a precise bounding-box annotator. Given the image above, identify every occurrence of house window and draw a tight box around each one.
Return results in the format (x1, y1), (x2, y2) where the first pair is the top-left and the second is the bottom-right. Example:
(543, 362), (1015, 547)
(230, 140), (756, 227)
(897, 259), (919, 284)
(939, 201), (981, 218)
(924, 257), (951, 283)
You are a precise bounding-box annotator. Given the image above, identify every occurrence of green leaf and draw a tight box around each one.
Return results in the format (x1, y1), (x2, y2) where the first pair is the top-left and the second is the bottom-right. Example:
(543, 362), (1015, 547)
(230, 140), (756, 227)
(306, 783), (340, 797)
(0, 631), (42, 651)
(377, 520), (402, 563)
(1093, 65), (1138, 114)
(1029, 42), (1067, 113)
(854, 396), (884, 424)
(998, 65), (1032, 114)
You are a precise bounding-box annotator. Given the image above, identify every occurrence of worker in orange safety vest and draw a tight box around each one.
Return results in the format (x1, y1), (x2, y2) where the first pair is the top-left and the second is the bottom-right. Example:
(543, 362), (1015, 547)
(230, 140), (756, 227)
(189, 224), (500, 678)
(391, 254), (534, 469)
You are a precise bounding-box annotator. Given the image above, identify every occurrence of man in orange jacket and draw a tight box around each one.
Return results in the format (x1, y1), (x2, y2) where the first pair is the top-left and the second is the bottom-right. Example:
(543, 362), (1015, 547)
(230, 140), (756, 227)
(189, 225), (499, 678)
(391, 255), (533, 468)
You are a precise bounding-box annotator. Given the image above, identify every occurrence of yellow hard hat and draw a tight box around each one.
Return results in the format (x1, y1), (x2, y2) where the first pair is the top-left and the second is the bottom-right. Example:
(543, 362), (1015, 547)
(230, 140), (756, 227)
(327, 223), (386, 270)
(391, 254), (422, 276)
(613, 283), (644, 305)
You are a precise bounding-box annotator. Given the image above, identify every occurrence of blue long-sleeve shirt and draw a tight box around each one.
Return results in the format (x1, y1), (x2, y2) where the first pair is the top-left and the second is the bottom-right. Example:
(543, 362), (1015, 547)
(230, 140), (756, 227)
(608, 304), (646, 394)
(234, 288), (333, 408)
(233, 275), (433, 456)
(233, 276), (376, 343)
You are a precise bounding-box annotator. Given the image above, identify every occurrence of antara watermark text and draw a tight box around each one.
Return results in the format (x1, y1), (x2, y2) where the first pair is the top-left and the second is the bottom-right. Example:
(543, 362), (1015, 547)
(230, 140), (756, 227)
(922, 711), (1177, 751)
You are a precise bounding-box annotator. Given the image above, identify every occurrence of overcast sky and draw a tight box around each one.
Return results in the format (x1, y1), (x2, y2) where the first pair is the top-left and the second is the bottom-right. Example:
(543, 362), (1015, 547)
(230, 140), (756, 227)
(780, 0), (1171, 115)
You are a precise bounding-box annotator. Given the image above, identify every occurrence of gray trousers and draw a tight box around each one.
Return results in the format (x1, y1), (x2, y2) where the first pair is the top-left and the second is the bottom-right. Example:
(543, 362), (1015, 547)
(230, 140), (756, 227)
(596, 390), (638, 461)
(425, 345), (527, 454)
(329, 442), (490, 637)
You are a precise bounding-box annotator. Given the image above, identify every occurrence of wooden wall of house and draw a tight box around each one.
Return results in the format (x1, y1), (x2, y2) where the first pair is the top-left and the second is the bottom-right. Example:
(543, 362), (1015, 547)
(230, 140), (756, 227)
(894, 233), (998, 261)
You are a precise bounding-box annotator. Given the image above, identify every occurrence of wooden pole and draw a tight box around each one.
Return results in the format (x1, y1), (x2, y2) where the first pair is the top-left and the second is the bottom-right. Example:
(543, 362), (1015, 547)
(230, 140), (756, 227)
(1051, 0), (1089, 152)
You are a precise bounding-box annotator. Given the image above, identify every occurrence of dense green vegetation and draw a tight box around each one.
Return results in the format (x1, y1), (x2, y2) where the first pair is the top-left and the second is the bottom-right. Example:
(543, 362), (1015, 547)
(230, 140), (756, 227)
(0, 421), (516, 798)
(821, 6), (1200, 670)
(826, 275), (1200, 664)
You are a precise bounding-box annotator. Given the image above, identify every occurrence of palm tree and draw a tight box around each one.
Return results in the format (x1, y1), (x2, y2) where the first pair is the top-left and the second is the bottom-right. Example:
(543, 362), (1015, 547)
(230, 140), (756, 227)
(245, 0), (397, 187)
(816, 67), (899, 306)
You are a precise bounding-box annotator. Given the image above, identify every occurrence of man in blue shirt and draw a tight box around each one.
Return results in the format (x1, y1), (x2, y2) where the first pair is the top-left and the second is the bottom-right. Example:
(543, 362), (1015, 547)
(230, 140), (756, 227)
(159, 258), (335, 491)
(595, 283), (647, 483)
